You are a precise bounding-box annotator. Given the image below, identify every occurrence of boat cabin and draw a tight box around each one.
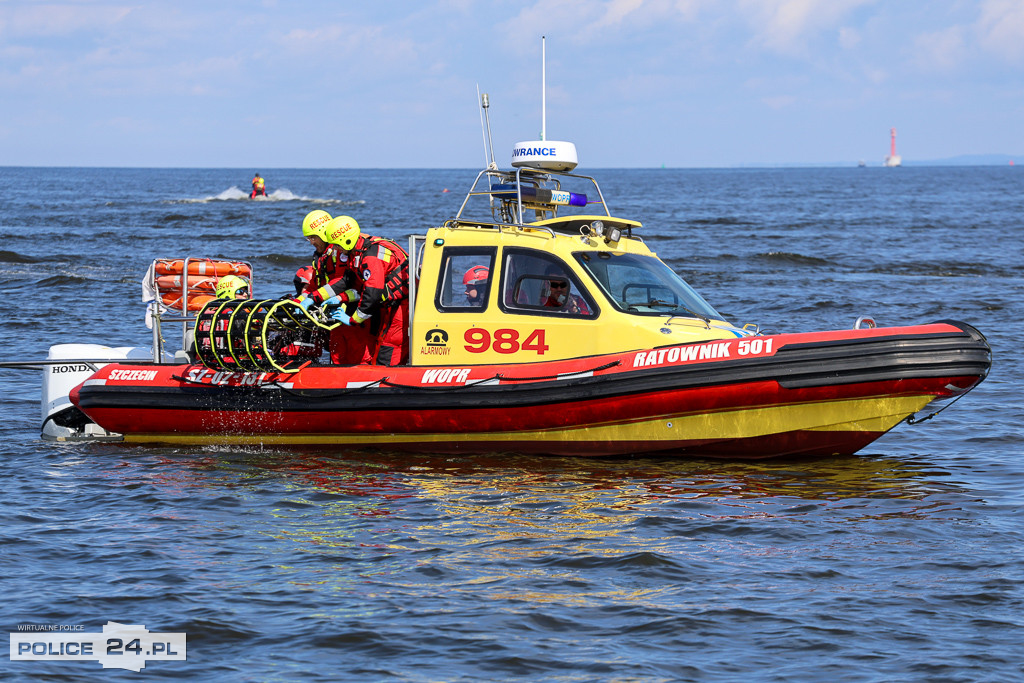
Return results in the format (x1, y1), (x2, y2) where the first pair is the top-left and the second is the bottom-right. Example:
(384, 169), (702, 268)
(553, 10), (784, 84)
(406, 157), (748, 366)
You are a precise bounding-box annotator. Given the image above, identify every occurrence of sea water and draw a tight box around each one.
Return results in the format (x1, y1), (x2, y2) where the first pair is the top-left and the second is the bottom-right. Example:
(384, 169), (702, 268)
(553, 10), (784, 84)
(0, 166), (1022, 681)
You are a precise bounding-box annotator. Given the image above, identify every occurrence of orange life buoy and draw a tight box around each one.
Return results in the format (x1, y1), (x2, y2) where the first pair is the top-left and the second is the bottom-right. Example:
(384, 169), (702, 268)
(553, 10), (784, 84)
(154, 259), (251, 278)
(161, 292), (217, 311)
(155, 274), (219, 292)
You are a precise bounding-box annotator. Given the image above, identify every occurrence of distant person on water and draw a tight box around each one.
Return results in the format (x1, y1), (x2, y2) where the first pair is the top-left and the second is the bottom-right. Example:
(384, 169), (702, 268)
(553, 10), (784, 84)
(251, 173), (266, 198)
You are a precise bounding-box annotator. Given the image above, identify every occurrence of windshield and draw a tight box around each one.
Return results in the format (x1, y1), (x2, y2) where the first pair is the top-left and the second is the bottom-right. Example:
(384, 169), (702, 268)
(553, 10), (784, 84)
(574, 251), (723, 320)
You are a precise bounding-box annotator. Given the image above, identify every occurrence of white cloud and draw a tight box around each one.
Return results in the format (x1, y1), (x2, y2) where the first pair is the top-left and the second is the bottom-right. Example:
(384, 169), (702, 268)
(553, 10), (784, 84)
(499, 0), (706, 51)
(594, 0), (647, 28)
(276, 21), (423, 80)
(911, 26), (966, 72)
(278, 24), (358, 52)
(0, 3), (133, 37)
(738, 0), (879, 55)
(761, 94), (795, 108)
(976, 0), (1024, 63)
(838, 26), (860, 49)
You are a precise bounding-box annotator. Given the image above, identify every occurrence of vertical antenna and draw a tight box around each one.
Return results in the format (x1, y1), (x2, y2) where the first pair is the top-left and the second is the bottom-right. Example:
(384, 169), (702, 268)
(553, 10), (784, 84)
(477, 84), (496, 169)
(541, 36), (547, 141)
(477, 84), (488, 168)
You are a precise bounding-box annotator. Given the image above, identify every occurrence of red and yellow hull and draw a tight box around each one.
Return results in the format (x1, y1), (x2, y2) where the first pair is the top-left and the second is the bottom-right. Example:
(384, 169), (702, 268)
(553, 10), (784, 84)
(71, 321), (990, 459)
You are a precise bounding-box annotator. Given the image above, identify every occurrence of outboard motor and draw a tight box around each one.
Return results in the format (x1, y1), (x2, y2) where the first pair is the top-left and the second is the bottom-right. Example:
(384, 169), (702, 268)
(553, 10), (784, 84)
(41, 344), (165, 441)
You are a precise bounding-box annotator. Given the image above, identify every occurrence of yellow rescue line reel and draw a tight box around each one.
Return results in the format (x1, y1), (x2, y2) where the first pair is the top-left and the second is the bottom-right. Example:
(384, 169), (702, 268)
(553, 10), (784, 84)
(193, 298), (338, 373)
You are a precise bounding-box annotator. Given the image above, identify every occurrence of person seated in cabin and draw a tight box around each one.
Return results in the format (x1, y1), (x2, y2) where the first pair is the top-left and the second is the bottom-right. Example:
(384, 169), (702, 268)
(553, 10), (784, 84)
(463, 266), (489, 307)
(215, 275), (250, 299)
(251, 173), (266, 198)
(539, 267), (590, 315)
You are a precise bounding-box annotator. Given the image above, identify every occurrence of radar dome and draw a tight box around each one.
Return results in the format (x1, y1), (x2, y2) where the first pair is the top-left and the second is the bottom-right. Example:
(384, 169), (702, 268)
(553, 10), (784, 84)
(511, 140), (578, 172)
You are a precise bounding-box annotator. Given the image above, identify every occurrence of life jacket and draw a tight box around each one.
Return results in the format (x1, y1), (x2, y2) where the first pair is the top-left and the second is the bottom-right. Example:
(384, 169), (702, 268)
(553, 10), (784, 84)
(304, 246), (354, 304)
(350, 235), (408, 307)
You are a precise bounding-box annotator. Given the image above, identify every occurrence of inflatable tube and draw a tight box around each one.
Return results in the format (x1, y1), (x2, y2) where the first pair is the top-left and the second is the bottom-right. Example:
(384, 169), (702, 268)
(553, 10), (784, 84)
(154, 259), (251, 278)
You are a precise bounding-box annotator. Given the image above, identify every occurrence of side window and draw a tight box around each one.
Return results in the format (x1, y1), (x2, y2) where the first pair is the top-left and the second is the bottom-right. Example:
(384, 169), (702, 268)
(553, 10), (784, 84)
(500, 249), (597, 318)
(435, 247), (496, 312)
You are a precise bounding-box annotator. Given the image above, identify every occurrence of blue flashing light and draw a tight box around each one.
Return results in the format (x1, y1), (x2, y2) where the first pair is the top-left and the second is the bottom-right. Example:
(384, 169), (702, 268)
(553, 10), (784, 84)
(489, 184), (588, 207)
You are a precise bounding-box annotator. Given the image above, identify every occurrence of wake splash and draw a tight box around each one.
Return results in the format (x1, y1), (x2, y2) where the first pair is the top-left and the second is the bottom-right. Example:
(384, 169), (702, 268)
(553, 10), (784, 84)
(175, 187), (365, 207)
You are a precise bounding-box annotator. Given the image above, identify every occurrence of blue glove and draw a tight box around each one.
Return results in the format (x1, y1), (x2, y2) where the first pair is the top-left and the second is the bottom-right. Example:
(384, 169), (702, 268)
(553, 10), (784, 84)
(298, 297), (315, 311)
(330, 309), (352, 326)
(322, 295), (342, 307)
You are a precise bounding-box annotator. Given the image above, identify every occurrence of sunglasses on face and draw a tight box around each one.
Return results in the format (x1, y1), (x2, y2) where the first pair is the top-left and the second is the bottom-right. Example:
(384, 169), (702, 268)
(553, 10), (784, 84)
(550, 282), (567, 289)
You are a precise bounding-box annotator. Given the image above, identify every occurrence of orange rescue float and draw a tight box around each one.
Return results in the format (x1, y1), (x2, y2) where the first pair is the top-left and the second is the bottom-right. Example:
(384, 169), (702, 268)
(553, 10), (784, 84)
(152, 258), (253, 312)
(154, 259), (251, 278)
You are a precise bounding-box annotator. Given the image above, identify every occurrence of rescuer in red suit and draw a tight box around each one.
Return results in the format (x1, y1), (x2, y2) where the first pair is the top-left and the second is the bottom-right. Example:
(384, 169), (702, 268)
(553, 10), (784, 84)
(291, 211), (367, 365)
(320, 215), (409, 366)
(250, 173), (266, 198)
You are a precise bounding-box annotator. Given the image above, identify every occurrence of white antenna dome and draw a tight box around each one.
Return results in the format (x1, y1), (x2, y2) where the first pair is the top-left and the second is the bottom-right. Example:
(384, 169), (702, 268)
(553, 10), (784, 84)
(511, 140), (578, 172)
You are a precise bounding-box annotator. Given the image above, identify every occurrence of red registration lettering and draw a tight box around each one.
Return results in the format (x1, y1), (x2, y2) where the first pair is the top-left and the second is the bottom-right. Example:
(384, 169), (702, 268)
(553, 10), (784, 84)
(521, 329), (549, 355)
(465, 328), (490, 353)
(463, 328), (548, 355)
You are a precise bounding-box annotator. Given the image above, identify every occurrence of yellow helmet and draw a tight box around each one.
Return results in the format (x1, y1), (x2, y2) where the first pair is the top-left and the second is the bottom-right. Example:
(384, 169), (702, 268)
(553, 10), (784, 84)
(323, 215), (361, 250)
(215, 274), (250, 299)
(301, 210), (332, 240)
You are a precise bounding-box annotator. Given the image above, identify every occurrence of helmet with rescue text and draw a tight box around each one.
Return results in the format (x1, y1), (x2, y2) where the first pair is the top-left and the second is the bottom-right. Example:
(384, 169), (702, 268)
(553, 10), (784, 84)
(301, 210), (332, 240)
(215, 275), (250, 299)
(322, 215), (361, 251)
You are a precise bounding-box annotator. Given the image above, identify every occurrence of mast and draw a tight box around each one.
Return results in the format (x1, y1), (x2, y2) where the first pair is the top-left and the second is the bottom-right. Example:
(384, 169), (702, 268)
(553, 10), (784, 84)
(541, 36), (546, 141)
(478, 86), (496, 170)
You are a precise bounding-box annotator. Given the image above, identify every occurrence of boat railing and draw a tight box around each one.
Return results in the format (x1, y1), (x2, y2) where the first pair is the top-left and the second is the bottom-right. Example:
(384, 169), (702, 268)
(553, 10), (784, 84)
(454, 167), (612, 228)
(147, 257), (254, 364)
(445, 218), (557, 239)
(407, 234), (426, 347)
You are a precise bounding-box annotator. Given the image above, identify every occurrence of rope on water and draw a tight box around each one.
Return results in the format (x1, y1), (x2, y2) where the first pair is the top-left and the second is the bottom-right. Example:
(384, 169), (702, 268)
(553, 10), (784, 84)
(906, 382), (980, 425)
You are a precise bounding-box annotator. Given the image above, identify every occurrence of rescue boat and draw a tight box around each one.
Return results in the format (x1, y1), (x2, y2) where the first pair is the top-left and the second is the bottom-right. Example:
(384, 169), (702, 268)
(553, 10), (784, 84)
(53, 136), (990, 458)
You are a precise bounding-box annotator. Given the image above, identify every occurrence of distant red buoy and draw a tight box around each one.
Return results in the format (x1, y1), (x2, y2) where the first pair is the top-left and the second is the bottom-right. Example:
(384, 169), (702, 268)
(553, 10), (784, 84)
(442, 188), (450, 193)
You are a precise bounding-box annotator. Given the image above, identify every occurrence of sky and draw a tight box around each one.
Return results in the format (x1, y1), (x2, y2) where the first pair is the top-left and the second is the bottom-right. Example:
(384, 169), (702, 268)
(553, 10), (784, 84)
(1, 0), (1022, 168)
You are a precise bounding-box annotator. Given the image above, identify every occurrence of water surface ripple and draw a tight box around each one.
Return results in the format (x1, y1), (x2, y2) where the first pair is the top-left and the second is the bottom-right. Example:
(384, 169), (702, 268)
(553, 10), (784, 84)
(1, 166), (1022, 681)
